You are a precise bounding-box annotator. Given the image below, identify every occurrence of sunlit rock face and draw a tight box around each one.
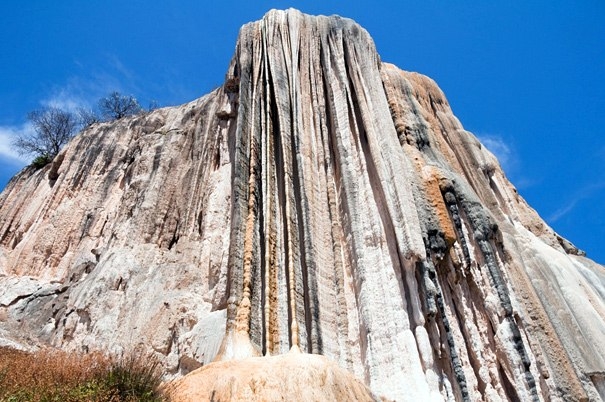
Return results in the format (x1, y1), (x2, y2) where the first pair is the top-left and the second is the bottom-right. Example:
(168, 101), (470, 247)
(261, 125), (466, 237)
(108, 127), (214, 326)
(1, 9), (604, 401)
(167, 351), (380, 402)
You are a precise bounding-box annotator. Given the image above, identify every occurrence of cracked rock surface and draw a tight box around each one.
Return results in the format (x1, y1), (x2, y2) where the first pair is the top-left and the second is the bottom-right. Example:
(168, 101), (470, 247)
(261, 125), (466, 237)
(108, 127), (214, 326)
(1, 9), (604, 401)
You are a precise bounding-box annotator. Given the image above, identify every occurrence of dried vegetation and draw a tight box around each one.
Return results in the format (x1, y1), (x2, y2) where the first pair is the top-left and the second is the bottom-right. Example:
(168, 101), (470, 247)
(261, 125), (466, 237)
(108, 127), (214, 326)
(0, 347), (168, 401)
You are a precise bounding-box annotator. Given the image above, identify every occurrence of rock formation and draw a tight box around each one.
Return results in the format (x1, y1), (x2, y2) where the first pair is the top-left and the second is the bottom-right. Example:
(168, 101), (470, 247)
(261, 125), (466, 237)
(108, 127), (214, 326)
(167, 352), (380, 402)
(1, 9), (604, 401)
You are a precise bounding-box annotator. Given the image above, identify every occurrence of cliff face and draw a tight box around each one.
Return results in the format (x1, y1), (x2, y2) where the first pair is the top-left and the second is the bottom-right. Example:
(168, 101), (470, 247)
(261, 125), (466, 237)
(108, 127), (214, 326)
(1, 9), (604, 401)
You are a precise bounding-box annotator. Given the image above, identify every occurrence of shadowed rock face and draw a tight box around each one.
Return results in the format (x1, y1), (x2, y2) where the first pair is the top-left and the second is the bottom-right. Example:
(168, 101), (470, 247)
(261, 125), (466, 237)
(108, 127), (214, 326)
(1, 9), (604, 401)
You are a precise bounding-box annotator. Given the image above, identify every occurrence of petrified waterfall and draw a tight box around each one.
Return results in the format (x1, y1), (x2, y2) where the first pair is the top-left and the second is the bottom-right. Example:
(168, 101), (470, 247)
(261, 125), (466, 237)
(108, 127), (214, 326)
(1, 9), (605, 401)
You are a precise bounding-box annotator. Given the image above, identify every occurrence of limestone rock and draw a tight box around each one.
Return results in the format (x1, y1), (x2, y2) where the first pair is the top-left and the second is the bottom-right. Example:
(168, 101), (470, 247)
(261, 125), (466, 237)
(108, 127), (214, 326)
(1, 8), (604, 401)
(167, 351), (379, 401)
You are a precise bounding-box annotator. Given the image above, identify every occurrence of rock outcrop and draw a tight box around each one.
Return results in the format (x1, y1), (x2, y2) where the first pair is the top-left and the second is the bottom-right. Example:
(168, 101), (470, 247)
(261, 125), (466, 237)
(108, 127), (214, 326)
(1, 9), (604, 401)
(167, 350), (380, 402)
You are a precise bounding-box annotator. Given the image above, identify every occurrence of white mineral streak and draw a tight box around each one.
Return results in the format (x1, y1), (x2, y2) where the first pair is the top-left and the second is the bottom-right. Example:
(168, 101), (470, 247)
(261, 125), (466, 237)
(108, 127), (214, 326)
(0, 8), (604, 402)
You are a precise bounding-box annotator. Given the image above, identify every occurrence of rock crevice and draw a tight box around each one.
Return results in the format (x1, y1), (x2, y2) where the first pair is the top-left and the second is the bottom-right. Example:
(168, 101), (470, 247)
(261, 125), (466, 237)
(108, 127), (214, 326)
(1, 8), (604, 401)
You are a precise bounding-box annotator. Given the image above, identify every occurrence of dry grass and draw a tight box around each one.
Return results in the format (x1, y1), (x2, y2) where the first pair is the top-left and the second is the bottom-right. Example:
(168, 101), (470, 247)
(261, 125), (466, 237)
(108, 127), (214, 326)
(0, 347), (168, 401)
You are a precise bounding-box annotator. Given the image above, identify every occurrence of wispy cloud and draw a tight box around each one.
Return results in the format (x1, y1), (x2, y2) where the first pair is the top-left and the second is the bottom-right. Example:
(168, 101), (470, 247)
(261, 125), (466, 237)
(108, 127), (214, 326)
(0, 124), (33, 166)
(39, 54), (146, 115)
(1, 55), (162, 174)
(476, 133), (540, 191)
(477, 135), (513, 173)
(549, 198), (580, 223)
(106, 54), (139, 91)
(41, 87), (90, 114)
(1, 55), (146, 168)
(548, 181), (605, 222)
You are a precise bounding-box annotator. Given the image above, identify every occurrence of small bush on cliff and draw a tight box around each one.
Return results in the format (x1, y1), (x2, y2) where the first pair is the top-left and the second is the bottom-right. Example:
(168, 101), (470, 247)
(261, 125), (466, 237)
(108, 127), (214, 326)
(0, 347), (168, 401)
(30, 155), (53, 169)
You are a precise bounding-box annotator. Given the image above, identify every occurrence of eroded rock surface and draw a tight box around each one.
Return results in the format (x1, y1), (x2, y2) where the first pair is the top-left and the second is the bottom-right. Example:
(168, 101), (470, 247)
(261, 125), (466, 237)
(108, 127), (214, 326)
(1, 9), (604, 401)
(167, 350), (379, 402)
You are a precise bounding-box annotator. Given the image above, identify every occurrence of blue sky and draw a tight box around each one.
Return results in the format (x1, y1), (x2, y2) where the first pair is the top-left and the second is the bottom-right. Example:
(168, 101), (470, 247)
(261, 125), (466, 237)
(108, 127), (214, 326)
(1, 1), (603, 263)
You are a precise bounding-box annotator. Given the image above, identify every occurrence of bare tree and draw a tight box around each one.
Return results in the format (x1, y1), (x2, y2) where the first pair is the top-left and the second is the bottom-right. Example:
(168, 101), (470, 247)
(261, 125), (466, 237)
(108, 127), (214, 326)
(77, 107), (101, 127)
(147, 100), (160, 112)
(98, 91), (142, 120)
(12, 107), (79, 166)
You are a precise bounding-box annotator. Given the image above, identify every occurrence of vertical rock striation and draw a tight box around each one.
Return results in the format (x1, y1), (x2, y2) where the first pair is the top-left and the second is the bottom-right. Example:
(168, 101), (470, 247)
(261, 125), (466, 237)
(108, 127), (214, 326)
(1, 9), (604, 401)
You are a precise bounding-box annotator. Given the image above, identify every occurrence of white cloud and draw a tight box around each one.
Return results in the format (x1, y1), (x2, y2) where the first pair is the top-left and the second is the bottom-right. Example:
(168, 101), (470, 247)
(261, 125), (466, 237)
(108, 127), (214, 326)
(476, 133), (537, 191)
(40, 76), (106, 115)
(477, 135), (512, 172)
(548, 181), (605, 223)
(0, 125), (33, 166)
(41, 87), (90, 114)
(548, 199), (579, 223)
(39, 54), (145, 116)
(0, 55), (146, 170)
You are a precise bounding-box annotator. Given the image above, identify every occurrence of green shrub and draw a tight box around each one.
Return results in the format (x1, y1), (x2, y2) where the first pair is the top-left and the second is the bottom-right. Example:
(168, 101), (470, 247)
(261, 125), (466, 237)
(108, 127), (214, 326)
(101, 353), (164, 401)
(31, 155), (52, 169)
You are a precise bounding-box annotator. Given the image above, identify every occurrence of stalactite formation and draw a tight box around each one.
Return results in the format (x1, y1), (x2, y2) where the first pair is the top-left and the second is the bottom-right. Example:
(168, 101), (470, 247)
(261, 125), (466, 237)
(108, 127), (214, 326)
(1, 9), (604, 401)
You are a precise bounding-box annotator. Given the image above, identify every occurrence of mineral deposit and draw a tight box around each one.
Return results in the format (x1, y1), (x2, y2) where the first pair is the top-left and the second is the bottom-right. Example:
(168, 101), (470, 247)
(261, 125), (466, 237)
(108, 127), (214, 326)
(1, 9), (604, 401)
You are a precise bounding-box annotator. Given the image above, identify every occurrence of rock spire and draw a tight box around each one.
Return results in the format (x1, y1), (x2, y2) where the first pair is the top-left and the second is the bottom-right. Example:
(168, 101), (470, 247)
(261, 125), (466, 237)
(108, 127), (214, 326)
(1, 9), (604, 401)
